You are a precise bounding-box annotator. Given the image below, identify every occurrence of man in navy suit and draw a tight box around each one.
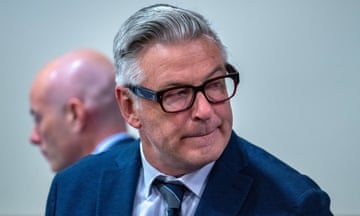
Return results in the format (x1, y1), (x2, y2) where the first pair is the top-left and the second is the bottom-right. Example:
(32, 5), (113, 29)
(46, 4), (332, 215)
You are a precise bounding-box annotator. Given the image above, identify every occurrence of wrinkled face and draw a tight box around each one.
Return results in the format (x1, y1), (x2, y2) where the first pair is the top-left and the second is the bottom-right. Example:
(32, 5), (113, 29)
(131, 38), (233, 176)
(29, 87), (79, 172)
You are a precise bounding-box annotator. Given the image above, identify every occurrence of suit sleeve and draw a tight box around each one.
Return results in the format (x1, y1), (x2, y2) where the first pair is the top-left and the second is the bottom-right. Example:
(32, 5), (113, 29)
(294, 189), (333, 216)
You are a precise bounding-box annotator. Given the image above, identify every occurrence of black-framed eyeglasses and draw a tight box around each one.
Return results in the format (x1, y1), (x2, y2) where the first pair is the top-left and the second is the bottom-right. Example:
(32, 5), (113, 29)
(126, 64), (240, 113)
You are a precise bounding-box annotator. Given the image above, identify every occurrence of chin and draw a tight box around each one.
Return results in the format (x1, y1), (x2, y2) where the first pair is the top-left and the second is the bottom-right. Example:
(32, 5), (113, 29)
(188, 144), (224, 164)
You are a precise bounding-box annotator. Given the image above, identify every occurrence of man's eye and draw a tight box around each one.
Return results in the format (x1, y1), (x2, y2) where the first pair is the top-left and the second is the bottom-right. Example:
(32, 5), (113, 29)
(163, 88), (191, 100)
(207, 79), (225, 90)
(33, 114), (42, 124)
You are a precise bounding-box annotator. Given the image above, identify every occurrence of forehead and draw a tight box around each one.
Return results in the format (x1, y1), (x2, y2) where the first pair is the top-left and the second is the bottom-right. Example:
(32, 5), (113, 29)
(30, 92), (54, 119)
(30, 79), (60, 118)
(138, 38), (224, 88)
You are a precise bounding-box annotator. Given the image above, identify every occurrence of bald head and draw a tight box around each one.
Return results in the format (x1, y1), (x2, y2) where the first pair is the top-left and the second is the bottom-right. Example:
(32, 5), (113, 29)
(29, 49), (128, 172)
(33, 49), (114, 106)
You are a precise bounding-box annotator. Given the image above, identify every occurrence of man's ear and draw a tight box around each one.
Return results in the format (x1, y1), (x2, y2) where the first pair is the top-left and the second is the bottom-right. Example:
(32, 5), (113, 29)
(65, 98), (86, 132)
(115, 86), (141, 129)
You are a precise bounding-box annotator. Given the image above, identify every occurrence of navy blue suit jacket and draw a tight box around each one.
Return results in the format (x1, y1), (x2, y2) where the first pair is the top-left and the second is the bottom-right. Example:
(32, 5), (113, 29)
(46, 131), (332, 215)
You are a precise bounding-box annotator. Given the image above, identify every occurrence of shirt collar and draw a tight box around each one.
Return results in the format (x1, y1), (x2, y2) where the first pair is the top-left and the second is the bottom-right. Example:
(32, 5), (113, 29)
(140, 142), (214, 198)
(91, 132), (130, 154)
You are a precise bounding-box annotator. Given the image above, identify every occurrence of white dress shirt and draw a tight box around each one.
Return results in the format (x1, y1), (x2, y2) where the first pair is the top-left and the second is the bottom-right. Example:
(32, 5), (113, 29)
(132, 142), (214, 216)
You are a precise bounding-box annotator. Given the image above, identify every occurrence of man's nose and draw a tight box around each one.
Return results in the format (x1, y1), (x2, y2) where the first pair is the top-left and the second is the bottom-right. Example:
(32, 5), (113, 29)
(191, 91), (213, 119)
(29, 127), (42, 145)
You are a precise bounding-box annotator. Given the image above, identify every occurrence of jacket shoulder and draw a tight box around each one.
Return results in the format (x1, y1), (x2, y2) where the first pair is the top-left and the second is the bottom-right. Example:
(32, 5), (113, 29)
(229, 132), (332, 215)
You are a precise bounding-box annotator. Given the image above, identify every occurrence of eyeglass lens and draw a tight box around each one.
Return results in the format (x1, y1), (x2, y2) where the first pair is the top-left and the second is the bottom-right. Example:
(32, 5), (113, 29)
(161, 76), (236, 112)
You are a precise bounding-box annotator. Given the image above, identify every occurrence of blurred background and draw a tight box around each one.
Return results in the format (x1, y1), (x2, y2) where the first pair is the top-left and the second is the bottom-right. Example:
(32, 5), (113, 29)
(0, 0), (359, 215)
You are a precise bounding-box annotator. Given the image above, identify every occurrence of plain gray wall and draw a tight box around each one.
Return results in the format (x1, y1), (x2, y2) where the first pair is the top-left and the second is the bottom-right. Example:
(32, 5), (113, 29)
(1, 0), (359, 215)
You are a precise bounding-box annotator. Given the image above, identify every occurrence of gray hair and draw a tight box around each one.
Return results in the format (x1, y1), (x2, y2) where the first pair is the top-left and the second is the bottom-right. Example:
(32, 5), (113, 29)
(113, 3), (227, 86)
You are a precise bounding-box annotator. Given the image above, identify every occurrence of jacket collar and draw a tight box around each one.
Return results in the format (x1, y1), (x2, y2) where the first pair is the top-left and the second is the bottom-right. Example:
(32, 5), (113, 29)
(195, 132), (253, 215)
(96, 141), (141, 215)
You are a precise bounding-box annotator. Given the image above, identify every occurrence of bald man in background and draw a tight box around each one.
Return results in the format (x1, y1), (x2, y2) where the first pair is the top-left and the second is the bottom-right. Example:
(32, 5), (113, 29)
(29, 49), (135, 172)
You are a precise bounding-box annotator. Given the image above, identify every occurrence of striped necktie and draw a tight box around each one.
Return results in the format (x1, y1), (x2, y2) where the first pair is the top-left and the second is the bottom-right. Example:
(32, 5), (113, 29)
(154, 180), (187, 216)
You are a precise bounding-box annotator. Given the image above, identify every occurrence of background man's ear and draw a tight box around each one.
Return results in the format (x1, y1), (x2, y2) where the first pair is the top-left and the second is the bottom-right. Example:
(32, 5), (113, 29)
(115, 87), (141, 129)
(65, 98), (86, 132)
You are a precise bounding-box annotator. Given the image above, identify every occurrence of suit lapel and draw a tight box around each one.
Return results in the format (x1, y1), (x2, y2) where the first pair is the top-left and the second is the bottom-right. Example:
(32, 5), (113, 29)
(96, 141), (141, 216)
(195, 132), (253, 216)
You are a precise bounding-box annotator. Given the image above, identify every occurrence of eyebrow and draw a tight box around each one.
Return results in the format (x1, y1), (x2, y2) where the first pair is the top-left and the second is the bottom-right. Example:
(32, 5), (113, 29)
(205, 65), (227, 79)
(29, 109), (41, 121)
(157, 64), (226, 90)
